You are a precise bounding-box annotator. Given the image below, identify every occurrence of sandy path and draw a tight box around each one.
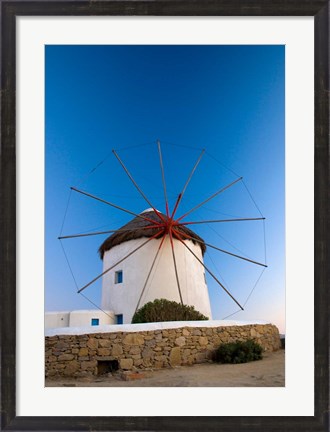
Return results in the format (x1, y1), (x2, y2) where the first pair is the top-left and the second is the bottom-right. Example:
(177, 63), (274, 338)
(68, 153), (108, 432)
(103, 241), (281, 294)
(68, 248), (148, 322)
(46, 349), (284, 387)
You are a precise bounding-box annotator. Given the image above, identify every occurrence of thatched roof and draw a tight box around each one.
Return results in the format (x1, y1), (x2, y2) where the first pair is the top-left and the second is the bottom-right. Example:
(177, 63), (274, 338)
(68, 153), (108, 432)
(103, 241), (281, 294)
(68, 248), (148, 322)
(99, 210), (206, 259)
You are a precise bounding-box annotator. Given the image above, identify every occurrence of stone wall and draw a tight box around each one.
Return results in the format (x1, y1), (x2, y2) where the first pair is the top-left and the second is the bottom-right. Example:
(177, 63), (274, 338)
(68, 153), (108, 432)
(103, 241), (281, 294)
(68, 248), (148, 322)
(45, 324), (281, 378)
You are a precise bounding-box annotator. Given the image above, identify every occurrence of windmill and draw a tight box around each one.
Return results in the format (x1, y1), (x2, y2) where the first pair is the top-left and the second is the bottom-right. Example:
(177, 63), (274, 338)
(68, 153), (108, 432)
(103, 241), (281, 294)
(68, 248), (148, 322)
(58, 140), (267, 324)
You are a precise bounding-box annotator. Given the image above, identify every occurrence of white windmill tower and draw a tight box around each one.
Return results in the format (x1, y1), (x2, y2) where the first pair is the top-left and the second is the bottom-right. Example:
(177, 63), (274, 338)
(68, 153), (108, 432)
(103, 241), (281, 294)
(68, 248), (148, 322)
(98, 208), (212, 324)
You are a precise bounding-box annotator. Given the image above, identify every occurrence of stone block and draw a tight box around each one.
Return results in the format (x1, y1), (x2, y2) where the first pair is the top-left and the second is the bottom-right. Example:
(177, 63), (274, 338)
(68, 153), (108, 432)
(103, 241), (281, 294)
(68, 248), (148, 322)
(97, 348), (111, 356)
(143, 358), (153, 367)
(123, 334), (145, 346)
(155, 355), (166, 362)
(199, 336), (208, 346)
(134, 359), (143, 367)
(79, 347), (89, 357)
(175, 336), (186, 347)
(54, 363), (66, 370)
(131, 354), (141, 360)
(129, 346), (141, 355)
(63, 360), (80, 376)
(192, 329), (202, 336)
(142, 348), (154, 359)
(87, 338), (98, 349)
(111, 344), (123, 356)
(146, 340), (157, 348)
(250, 328), (258, 337)
(81, 360), (97, 371)
(119, 358), (134, 370)
(98, 339), (111, 348)
(55, 341), (69, 350)
(58, 354), (74, 361)
(170, 347), (181, 366)
(157, 341), (167, 347)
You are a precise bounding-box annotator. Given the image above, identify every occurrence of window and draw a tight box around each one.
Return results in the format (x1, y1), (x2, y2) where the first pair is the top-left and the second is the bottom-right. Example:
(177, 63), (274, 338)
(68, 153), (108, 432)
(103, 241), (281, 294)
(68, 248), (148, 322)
(115, 270), (123, 284)
(116, 314), (123, 325)
(91, 318), (99, 326)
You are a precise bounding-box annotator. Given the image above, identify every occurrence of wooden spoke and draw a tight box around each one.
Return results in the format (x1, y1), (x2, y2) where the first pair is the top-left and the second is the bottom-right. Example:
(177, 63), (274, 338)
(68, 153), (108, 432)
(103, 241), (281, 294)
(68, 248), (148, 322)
(59, 224), (165, 240)
(170, 149), (205, 219)
(112, 149), (166, 223)
(179, 217), (265, 226)
(157, 140), (170, 217)
(134, 234), (167, 313)
(175, 230), (267, 268)
(176, 177), (243, 222)
(71, 187), (161, 225)
(169, 228), (183, 305)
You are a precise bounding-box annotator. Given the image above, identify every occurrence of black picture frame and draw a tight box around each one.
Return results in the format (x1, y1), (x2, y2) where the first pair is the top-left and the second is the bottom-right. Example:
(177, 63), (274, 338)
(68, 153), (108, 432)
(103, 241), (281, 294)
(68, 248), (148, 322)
(1, 1), (329, 431)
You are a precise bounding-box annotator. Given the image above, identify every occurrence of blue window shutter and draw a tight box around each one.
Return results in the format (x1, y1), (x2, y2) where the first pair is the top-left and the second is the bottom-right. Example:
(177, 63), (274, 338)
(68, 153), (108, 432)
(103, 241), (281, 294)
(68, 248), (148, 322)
(116, 314), (123, 324)
(115, 270), (123, 284)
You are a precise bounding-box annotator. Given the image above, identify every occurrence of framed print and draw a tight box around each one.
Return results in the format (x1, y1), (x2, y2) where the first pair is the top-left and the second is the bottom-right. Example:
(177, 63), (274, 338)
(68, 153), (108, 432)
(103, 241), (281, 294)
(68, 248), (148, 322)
(1, 1), (329, 431)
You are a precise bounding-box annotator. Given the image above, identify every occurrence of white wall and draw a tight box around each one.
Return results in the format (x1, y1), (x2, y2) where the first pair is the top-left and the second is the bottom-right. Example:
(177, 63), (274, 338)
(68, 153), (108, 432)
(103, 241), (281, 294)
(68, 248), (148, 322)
(69, 310), (115, 327)
(45, 319), (271, 337)
(45, 310), (115, 329)
(45, 311), (70, 329)
(101, 236), (212, 324)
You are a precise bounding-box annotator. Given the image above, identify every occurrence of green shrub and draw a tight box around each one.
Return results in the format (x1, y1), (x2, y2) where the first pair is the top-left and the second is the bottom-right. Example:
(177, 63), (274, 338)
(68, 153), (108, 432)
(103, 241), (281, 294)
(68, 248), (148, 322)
(213, 339), (263, 364)
(131, 298), (209, 324)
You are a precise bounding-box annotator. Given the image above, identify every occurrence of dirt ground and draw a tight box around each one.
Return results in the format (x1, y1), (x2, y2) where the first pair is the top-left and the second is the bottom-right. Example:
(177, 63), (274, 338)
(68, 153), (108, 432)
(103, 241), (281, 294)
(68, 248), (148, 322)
(46, 349), (285, 387)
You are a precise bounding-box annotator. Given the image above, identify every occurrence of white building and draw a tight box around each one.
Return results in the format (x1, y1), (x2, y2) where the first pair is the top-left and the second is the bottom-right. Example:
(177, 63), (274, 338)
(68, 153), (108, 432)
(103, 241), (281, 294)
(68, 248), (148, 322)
(45, 309), (114, 330)
(99, 209), (212, 324)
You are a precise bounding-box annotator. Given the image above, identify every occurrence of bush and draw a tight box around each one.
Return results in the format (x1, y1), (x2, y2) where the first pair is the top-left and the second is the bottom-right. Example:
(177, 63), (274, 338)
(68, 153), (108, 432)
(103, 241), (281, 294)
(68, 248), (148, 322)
(213, 339), (263, 364)
(131, 298), (209, 324)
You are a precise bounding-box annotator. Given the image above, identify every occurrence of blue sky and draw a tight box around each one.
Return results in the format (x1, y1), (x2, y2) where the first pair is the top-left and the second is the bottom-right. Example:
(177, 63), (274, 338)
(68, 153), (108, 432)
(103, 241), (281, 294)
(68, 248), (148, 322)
(45, 45), (285, 333)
